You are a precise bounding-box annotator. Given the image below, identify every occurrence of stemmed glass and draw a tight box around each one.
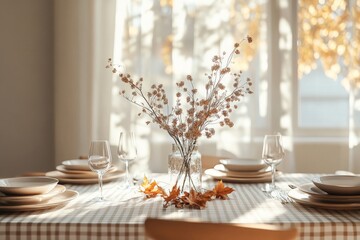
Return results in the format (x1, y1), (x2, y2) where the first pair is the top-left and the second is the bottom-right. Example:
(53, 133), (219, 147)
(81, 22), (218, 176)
(88, 140), (112, 201)
(117, 131), (137, 188)
(262, 134), (285, 193)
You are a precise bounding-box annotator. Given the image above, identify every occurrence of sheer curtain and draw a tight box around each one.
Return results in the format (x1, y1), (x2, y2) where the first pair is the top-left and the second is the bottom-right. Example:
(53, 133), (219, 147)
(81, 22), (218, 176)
(55, 0), (360, 174)
(109, 0), (285, 174)
(54, 0), (116, 165)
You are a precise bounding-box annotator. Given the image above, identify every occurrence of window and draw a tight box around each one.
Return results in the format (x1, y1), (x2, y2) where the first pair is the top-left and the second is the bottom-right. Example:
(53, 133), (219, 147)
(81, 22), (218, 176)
(297, 0), (360, 134)
(113, 0), (360, 136)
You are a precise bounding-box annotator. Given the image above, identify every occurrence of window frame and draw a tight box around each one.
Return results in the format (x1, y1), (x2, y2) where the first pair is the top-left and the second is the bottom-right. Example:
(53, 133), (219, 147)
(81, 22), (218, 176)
(267, 0), (352, 140)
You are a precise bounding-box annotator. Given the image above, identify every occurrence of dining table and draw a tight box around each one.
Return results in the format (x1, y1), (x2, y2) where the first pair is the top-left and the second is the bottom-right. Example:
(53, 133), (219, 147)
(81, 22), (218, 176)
(0, 173), (359, 240)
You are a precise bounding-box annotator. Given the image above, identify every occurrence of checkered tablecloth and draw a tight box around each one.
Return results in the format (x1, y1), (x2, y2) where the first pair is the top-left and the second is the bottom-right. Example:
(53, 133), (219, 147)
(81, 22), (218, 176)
(1, 173), (360, 240)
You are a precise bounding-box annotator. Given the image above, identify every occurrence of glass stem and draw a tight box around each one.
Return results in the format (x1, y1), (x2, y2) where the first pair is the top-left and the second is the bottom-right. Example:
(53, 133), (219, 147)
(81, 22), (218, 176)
(271, 164), (276, 190)
(125, 161), (130, 187)
(98, 173), (104, 200)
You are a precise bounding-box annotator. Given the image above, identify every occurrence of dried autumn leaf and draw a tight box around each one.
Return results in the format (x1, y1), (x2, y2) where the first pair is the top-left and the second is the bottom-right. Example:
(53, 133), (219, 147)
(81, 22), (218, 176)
(201, 190), (215, 201)
(182, 189), (208, 209)
(163, 185), (180, 208)
(213, 180), (234, 200)
(140, 177), (234, 209)
(174, 199), (184, 209)
(139, 176), (165, 198)
(140, 175), (151, 189)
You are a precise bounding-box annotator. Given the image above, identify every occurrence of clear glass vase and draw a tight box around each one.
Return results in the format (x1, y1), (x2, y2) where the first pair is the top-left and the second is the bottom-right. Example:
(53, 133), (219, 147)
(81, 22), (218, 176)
(168, 144), (202, 192)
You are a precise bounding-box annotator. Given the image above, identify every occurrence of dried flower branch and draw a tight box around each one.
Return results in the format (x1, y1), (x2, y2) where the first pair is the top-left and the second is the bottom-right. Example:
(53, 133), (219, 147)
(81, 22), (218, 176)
(107, 37), (253, 192)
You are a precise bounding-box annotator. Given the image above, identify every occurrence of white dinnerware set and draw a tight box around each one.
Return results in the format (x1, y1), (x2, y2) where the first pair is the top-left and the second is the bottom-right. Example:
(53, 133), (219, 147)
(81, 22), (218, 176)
(45, 159), (124, 185)
(205, 158), (273, 183)
(0, 176), (78, 212)
(288, 175), (360, 210)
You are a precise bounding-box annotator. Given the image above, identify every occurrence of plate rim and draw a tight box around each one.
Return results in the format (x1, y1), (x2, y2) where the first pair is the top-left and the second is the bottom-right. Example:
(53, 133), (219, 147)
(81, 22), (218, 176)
(56, 165), (117, 175)
(61, 159), (90, 171)
(0, 177), (59, 195)
(204, 169), (271, 183)
(214, 164), (271, 175)
(312, 175), (360, 195)
(0, 190), (78, 212)
(0, 185), (66, 205)
(299, 183), (360, 200)
(219, 159), (266, 172)
(288, 188), (360, 210)
(210, 166), (271, 178)
(45, 170), (124, 184)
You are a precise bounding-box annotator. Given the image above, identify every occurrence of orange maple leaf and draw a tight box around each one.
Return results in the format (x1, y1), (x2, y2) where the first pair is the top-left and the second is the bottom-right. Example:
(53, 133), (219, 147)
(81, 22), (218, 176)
(201, 189), (215, 201)
(181, 189), (208, 209)
(163, 185), (180, 208)
(140, 177), (234, 209)
(212, 180), (234, 200)
(139, 176), (165, 198)
(140, 175), (151, 188)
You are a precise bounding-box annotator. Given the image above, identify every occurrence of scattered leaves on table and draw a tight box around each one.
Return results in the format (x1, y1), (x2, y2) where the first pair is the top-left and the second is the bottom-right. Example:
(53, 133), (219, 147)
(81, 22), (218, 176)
(180, 189), (208, 209)
(139, 176), (235, 209)
(163, 185), (180, 208)
(139, 176), (165, 198)
(212, 180), (235, 200)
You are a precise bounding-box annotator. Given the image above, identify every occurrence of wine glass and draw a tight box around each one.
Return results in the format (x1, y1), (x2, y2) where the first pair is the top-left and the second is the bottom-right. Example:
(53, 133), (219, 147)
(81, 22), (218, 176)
(262, 134), (285, 193)
(88, 140), (112, 201)
(117, 131), (137, 188)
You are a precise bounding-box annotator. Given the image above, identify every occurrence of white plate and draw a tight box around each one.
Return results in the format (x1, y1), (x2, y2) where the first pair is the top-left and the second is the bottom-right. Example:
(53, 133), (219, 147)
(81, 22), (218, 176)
(46, 170), (124, 184)
(312, 175), (360, 195)
(47, 170), (98, 179)
(205, 169), (271, 183)
(0, 190), (78, 212)
(213, 164), (271, 177)
(219, 159), (267, 172)
(56, 165), (117, 177)
(298, 183), (360, 203)
(56, 165), (97, 177)
(212, 165), (271, 178)
(0, 185), (66, 205)
(48, 167), (118, 179)
(288, 188), (360, 210)
(0, 177), (59, 196)
(62, 159), (90, 171)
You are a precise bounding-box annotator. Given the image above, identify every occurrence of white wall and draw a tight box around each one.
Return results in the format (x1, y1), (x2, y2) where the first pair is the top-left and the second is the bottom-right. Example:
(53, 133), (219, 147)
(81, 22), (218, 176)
(0, 0), (54, 177)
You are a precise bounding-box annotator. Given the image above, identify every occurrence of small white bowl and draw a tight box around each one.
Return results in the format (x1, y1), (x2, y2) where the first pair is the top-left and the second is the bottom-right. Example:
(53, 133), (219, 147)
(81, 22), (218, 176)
(62, 159), (90, 171)
(0, 177), (59, 196)
(0, 185), (66, 205)
(312, 175), (360, 195)
(219, 159), (266, 172)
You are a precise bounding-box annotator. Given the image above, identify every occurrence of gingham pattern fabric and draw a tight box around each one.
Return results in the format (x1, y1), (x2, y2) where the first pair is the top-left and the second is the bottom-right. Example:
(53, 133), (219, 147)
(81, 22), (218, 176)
(1, 173), (360, 240)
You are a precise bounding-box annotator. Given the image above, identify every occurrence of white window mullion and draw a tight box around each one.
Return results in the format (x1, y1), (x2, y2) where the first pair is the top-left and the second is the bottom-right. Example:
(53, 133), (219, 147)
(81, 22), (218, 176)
(268, 0), (281, 133)
(268, 0), (297, 172)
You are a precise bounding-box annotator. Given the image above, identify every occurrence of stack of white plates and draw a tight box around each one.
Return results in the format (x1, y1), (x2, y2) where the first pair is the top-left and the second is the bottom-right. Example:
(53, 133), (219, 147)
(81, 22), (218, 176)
(288, 175), (360, 210)
(46, 159), (124, 184)
(0, 177), (78, 212)
(205, 158), (271, 183)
